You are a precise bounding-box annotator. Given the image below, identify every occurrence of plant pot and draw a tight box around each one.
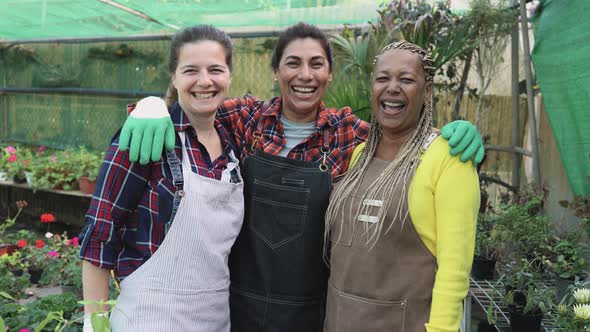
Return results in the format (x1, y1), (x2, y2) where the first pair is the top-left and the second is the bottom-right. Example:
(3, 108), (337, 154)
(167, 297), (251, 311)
(10, 268), (24, 277)
(28, 268), (44, 284)
(0, 243), (19, 256)
(555, 276), (576, 303)
(78, 176), (96, 195)
(13, 174), (27, 184)
(477, 321), (497, 332)
(0, 171), (8, 182)
(509, 309), (543, 332)
(24, 171), (33, 186)
(471, 257), (496, 280)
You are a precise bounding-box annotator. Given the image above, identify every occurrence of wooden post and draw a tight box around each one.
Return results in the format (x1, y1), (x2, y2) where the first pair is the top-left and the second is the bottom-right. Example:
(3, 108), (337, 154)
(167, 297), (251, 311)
(519, 0), (542, 187)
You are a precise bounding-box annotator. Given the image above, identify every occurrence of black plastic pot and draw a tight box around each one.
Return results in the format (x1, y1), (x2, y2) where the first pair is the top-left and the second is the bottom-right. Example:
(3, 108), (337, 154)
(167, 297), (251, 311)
(509, 310), (543, 332)
(28, 268), (43, 284)
(10, 269), (23, 277)
(555, 276), (575, 303)
(477, 320), (497, 332)
(471, 257), (496, 280)
(13, 175), (27, 184)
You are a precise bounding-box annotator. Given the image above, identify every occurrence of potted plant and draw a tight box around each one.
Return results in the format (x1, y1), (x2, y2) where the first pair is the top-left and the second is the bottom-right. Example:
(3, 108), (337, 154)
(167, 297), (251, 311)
(472, 213), (501, 279)
(70, 147), (103, 195)
(0, 250), (28, 276)
(0, 200), (27, 256)
(546, 231), (589, 302)
(0, 145), (14, 181)
(499, 258), (554, 332)
(30, 150), (79, 190)
(5, 145), (33, 185)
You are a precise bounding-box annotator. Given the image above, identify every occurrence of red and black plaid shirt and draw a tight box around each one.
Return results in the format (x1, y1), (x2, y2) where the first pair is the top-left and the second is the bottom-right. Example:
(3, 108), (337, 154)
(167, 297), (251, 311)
(217, 95), (369, 177)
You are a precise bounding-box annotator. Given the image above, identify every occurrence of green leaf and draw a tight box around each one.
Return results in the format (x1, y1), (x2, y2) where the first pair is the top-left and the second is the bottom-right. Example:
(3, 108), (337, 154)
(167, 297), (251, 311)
(91, 312), (112, 332)
(0, 317), (5, 332)
(0, 291), (15, 301)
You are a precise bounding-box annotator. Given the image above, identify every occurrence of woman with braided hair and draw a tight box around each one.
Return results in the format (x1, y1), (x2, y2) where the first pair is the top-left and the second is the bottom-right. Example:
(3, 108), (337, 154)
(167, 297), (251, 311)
(323, 41), (479, 332)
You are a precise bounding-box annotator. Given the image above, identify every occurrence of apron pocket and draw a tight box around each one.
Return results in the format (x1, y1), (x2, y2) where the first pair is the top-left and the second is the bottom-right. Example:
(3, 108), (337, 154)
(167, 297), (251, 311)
(249, 179), (310, 249)
(327, 285), (406, 332)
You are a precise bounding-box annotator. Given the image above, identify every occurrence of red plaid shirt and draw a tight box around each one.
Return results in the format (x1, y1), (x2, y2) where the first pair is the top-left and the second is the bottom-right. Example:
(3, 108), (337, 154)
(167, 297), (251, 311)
(217, 95), (369, 177)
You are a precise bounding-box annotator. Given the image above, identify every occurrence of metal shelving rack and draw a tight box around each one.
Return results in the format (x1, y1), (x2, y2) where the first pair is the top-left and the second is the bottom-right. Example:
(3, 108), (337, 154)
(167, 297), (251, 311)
(466, 278), (556, 331)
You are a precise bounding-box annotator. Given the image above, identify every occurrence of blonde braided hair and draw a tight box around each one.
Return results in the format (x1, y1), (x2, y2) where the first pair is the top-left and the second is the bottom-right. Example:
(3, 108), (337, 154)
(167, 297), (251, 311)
(325, 41), (435, 249)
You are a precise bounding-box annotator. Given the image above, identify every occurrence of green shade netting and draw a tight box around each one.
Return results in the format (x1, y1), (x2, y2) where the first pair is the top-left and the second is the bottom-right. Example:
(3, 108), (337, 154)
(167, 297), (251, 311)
(0, 0), (169, 40)
(0, 0), (380, 41)
(531, 0), (590, 196)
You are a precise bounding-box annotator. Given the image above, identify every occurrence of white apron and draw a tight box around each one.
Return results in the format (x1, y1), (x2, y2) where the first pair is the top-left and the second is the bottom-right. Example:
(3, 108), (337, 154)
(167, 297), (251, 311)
(110, 132), (244, 331)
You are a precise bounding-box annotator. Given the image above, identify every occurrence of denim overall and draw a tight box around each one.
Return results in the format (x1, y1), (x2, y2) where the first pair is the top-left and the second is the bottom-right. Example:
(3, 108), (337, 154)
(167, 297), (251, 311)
(228, 121), (332, 332)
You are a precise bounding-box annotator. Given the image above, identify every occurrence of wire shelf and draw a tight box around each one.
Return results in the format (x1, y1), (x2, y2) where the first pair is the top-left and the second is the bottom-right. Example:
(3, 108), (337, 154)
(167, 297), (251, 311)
(468, 278), (557, 331)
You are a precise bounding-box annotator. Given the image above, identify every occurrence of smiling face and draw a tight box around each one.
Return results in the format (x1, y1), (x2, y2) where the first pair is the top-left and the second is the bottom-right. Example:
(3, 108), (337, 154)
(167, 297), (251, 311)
(371, 48), (431, 137)
(274, 38), (332, 123)
(172, 40), (231, 118)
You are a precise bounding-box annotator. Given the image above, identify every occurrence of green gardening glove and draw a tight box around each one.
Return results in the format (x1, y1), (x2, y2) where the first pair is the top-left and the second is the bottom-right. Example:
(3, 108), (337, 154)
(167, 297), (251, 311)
(440, 120), (485, 164)
(118, 97), (176, 165)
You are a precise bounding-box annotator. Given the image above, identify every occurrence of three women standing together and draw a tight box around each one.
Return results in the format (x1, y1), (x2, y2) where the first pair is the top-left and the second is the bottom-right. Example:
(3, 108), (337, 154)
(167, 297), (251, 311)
(80, 23), (481, 331)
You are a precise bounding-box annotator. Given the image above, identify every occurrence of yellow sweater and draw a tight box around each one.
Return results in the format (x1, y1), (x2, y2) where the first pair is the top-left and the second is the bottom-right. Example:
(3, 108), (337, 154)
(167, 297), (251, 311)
(350, 137), (479, 332)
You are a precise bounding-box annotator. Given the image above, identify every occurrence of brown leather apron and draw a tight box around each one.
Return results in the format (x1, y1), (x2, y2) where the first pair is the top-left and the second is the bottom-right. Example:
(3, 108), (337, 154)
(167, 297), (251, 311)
(324, 147), (438, 332)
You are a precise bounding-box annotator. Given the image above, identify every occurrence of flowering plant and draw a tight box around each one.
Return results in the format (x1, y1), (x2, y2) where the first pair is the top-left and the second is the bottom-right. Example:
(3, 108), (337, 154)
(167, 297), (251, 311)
(30, 150), (79, 190)
(556, 279), (590, 331)
(0, 201), (27, 244)
(5, 146), (33, 180)
(0, 145), (16, 171)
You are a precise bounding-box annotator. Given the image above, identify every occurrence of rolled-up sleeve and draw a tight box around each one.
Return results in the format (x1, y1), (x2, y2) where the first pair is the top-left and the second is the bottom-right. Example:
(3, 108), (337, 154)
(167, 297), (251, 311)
(79, 133), (150, 270)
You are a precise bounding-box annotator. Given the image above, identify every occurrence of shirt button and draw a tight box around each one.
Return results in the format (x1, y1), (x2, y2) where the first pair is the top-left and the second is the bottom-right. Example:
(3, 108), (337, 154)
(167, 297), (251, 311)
(177, 190), (185, 197)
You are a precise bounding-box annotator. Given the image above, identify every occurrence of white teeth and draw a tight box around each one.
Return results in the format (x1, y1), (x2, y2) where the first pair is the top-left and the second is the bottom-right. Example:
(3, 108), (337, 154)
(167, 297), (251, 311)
(383, 101), (404, 108)
(192, 92), (215, 99)
(292, 87), (315, 93)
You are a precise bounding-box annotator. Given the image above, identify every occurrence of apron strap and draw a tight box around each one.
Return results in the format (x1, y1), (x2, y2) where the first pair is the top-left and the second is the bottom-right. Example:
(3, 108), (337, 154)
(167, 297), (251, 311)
(319, 127), (330, 172)
(422, 129), (441, 151)
(165, 134), (185, 234)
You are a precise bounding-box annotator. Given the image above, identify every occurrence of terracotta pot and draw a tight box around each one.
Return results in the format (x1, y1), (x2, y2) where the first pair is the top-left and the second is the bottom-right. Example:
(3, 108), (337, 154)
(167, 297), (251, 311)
(78, 176), (96, 195)
(0, 243), (18, 256)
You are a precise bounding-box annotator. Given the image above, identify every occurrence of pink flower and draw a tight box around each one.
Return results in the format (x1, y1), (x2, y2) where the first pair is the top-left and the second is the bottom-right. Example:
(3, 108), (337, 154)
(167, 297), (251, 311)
(66, 237), (80, 247)
(46, 250), (59, 259)
(19, 329), (32, 332)
(38, 146), (47, 152)
(23, 160), (30, 167)
(7, 155), (17, 163)
(5, 146), (16, 154)
(50, 155), (57, 163)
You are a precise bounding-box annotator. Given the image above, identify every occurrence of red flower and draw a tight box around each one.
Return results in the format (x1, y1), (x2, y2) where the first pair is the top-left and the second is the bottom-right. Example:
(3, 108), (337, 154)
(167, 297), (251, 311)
(35, 239), (45, 248)
(17, 239), (27, 248)
(7, 155), (17, 163)
(23, 159), (30, 167)
(40, 213), (56, 223)
(71, 237), (79, 246)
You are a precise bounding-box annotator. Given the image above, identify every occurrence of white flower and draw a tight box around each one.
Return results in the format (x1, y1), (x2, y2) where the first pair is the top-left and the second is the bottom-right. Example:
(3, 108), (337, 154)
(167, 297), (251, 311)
(574, 304), (590, 321)
(575, 288), (590, 304)
(45, 232), (54, 239)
